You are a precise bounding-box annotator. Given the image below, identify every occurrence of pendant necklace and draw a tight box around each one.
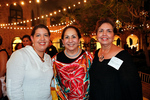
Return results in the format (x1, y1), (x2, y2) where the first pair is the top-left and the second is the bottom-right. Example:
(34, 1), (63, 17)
(65, 48), (80, 58)
(99, 46), (111, 62)
(33, 47), (45, 62)
(37, 54), (45, 62)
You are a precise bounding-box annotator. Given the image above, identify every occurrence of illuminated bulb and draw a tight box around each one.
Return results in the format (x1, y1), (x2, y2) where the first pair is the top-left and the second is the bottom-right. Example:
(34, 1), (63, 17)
(63, 8), (66, 11)
(78, 2), (80, 4)
(20, 27), (22, 30)
(84, 0), (87, 3)
(13, 3), (16, 6)
(6, 4), (9, 6)
(29, 1), (31, 3)
(27, 20), (29, 22)
(21, 1), (24, 5)
(37, 17), (40, 19)
(58, 10), (61, 12)
(14, 23), (16, 25)
(41, 16), (44, 18)
(10, 27), (12, 29)
(20, 22), (22, 24)
(54, 11), (57, 14)
(30, 19), (32, 21)
(68, 6), (71, 9)
(34, 18), (36, 20)
(73, 4), (75, 7)
(50, 13), (53, 16)
(46, 15), (48, 17)
(24, 28), (26, 29)
(36, 0), (40, 3)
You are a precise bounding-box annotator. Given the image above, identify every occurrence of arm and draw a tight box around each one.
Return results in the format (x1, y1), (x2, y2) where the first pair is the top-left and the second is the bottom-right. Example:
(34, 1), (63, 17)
(6, 51), (25, 100)
(0, 51), (8, 77)
(119, 52), (143, 100)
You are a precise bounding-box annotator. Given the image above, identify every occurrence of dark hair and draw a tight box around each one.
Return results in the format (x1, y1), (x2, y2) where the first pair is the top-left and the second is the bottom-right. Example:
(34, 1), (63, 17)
(0, 36), (2, 45)
(31, 24), (50, 36)
(15, 43), (22, 50)
(22, 35), (31, 41)
(61, 26), (81, 39)
(95, 17), (116, 34)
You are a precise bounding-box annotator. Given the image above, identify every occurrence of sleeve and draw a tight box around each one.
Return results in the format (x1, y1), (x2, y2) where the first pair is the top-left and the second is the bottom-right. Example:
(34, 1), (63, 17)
(118, 51), (143, 100)
(6, 51), (26, 100)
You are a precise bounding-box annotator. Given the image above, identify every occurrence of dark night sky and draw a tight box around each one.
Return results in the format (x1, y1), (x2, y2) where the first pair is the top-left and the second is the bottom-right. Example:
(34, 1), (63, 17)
(40, 0), (83, 15)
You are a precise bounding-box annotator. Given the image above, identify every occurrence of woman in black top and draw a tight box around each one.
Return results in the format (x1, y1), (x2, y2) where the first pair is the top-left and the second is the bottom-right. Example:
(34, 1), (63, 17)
(89, 18), (143, 100)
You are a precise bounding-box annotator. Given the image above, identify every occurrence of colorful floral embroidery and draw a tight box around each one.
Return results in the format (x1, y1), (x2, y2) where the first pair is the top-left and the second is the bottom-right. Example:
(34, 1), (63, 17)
(52, 51), (93, 100)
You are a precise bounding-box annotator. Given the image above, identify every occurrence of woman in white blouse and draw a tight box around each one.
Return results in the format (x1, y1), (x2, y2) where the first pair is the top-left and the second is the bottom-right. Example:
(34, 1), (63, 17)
(6, 24), (53, 100)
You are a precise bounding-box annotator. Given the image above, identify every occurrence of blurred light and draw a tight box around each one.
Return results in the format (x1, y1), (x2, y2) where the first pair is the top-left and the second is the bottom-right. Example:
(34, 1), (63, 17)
(84, 0), (87, 3)
(73, 4), (75, 7)
(29, 1), (31, 3)
(63, 8), (66, 11)
(36, 0), (40, 3)
(6, 4), (9, 6)
(58, 10), (61, 12)
(54, 11), (57, 14)
(68, 6), (71, 9)
(50, 13), (53, 16)
(21, 1), (24, 5)
(13, 3), (17, 6)
(78, 2), (81, 4)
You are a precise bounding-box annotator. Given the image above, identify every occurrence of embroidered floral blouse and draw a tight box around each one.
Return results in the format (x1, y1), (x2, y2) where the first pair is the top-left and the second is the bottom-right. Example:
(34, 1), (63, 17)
(52, 51), (93, 100)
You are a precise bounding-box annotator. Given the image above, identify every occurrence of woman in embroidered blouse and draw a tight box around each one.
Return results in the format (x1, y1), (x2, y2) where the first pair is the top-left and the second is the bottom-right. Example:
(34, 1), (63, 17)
(89, 18), (143, 100)
(6, 24), (53, 100)
(52, 26), (93, 100)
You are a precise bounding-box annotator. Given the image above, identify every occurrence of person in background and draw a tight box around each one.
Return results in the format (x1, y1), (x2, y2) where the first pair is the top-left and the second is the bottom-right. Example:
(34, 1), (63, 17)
(15, 43), (22, 51)
(89, 17), (143, 100)
(46, 40), (58, 58)
(6, 24), (53, 100)
(0, 36), (9, 100)
(22, 35), (32, 47)
(52, 26), (93, 100)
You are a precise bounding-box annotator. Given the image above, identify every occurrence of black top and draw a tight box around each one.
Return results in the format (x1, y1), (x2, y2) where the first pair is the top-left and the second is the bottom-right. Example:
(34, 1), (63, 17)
(0, 49), (9, 59)
(46, 45), (58, 58)
(57, 50), (85, 63)
(89, 49), (143, 100)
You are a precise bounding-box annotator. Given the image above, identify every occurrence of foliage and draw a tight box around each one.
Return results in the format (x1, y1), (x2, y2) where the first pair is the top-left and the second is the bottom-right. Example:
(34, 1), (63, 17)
(58, 0), (144, 34)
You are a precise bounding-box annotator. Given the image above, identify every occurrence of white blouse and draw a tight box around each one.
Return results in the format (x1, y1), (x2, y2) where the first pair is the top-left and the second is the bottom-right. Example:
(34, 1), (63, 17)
(6, 46), (53, 100)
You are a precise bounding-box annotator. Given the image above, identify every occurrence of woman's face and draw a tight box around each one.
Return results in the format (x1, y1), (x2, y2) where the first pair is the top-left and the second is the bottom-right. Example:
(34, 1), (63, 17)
(22, 37), (32, 47)
(62, 28), (80, 52)
(97, 23), (114, 45)
(31, 28), (50, 53)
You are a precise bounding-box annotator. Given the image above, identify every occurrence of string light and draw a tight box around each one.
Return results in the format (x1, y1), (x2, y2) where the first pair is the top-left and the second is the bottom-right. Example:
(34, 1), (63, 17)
(0, 20), (75, 31)
(0, 0), (82, 26)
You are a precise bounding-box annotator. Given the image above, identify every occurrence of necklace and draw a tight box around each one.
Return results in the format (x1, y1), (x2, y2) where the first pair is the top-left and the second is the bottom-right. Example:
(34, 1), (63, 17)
(99, 46), (111, 62)
(33, 47), (45, 62)
(37, 54), (45, 62)
(65, 48), (80, 58)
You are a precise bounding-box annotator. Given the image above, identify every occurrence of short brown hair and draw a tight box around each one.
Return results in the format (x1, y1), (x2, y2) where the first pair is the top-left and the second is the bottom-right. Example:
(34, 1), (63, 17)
(95, 17), (116, 34)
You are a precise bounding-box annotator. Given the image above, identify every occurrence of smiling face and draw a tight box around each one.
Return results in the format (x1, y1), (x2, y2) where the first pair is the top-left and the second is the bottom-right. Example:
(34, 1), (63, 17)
(97, 23), (114, 46)
(62, 28), (81, 52)
(31, 28), (50, 53)
(22, 37), (32, 47)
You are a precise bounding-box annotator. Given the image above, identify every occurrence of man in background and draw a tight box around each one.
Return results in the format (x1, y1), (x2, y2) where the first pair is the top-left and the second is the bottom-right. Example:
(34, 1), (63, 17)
(46, 40), (58, 58)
